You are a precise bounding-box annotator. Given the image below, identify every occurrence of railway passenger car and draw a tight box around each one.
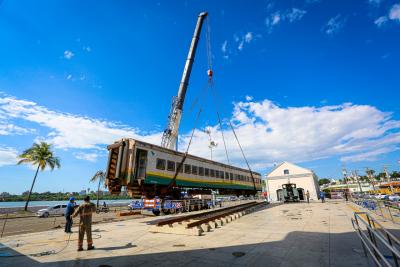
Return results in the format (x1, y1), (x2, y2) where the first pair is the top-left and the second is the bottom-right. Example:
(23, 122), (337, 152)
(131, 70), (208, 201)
(105, 138), (262, 198)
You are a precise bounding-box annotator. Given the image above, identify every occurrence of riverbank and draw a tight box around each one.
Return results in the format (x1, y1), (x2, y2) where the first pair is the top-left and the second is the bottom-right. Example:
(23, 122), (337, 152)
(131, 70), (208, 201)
(0, 199), (133, 215)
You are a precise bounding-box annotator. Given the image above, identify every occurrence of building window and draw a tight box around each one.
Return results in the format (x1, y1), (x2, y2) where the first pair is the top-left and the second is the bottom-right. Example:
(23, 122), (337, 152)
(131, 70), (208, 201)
(167, 161), (175, 172)
(284, 169), (289, 175)
(184, 164), (191, 174)
(192, 166), (198, 175)
(156, 158), (166, 170)
(199, 167), (204, 176)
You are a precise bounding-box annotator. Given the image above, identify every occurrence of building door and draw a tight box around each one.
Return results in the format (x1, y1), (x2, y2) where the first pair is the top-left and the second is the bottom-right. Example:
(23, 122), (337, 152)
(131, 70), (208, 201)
(134, 149), (148, 179)
(297, 188), (304, 200)
(276, 189), (283, 201)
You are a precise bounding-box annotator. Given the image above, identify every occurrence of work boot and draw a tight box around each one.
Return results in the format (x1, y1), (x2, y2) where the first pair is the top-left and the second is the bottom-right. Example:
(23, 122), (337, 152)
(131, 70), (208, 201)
(87, 245), (95, 250)
(77, 247), (83, 252)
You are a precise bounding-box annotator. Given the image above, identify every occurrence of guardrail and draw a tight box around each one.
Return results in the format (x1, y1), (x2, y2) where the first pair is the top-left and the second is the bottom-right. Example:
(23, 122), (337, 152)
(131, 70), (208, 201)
(353, 198), (400, 224)
(351, 211), (400, 267)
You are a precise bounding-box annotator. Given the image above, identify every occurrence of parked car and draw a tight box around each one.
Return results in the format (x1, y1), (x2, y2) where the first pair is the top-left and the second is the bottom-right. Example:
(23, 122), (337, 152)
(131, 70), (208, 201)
(389, 195), (400, 202)
(36, 204), (67, 218)
(374, 194), (387, 200)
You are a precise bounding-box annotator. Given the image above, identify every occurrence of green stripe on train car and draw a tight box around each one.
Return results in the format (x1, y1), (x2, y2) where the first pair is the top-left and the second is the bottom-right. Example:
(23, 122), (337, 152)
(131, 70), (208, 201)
(144, 174), (256, 191)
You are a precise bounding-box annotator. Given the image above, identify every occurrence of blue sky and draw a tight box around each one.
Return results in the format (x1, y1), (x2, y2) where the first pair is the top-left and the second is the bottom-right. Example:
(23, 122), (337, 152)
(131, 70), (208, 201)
(0, 0), (399, 194)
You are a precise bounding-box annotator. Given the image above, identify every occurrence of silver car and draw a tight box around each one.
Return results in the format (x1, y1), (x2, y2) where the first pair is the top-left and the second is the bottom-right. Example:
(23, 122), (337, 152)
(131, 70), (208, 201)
(36, 204), (67, 218)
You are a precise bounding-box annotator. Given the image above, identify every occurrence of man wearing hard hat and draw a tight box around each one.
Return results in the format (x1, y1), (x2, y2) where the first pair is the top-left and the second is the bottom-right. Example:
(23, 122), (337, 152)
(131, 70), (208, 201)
(64, 197), (75, 233)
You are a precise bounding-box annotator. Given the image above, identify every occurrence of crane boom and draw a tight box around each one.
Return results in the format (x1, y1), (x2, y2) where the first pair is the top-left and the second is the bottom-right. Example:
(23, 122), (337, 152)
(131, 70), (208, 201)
(161, 12), (208, 150)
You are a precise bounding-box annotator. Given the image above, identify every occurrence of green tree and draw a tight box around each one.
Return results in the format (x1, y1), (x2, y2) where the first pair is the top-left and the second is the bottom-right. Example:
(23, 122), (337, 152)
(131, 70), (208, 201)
(90, 170), (106, 207)
(17, 142), (60, 211)
(319, 178), (331, 186)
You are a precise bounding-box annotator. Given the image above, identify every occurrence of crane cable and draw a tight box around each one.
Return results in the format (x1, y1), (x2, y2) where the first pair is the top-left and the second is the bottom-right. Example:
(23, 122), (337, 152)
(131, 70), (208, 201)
(209, 84), (257, 192)
(205, 16), (231, 166)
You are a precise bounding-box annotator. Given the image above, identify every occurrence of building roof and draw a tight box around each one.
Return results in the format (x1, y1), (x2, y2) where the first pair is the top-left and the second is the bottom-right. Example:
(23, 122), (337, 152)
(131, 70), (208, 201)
(266, 161), (313, 177)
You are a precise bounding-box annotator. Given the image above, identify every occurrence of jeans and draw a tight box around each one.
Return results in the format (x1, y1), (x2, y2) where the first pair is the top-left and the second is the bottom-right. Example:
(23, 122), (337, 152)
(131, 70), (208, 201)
(65, 216), (73, 233)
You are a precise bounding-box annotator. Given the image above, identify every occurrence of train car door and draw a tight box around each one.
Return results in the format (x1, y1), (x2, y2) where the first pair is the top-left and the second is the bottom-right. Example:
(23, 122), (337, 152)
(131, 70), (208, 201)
(135, 149), (148, 179)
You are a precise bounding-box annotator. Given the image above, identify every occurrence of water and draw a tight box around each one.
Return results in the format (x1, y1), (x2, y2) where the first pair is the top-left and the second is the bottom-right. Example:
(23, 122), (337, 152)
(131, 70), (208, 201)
(0, 199), (133, 208)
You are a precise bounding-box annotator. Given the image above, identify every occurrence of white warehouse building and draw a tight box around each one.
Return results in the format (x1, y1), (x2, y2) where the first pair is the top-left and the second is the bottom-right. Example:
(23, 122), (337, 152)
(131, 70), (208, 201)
(265, 162), (320, 202)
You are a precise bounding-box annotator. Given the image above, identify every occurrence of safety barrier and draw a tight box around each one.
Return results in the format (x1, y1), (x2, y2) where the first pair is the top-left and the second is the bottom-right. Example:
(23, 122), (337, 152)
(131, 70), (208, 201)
(351, 211), (400, 267)
(353, 198), (400, 225)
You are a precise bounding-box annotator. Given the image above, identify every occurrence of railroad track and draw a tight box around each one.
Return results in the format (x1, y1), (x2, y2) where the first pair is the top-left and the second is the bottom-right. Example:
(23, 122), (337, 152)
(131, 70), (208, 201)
(150, 201), (267, 236)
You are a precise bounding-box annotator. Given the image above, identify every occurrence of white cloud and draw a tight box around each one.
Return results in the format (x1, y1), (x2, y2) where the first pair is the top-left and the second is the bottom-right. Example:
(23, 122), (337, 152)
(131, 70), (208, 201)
(74, 152), (99, 162)
(375, 16), (388, 27)
(374, 3), (400, 28)
(265, 8), (307, 32)
(180, 99), (400, 169)
(234, 32), (256, 52)
(0, 146), (18, 167)
(66, 74), (72, 80)
(287, 8), (307, 22)
(323, 15), (347, 35)
(389, 4), (400, 20)
(63, 50), (74, 60)
(0, 94), (162, 150)
(1, 94), (399, 171)
(341, 147), (397, 162)
(244, 32), (253, 43)
(0, 124), (33, 135)
(221, 40), (228, 54)
(83, 46), (91, 52)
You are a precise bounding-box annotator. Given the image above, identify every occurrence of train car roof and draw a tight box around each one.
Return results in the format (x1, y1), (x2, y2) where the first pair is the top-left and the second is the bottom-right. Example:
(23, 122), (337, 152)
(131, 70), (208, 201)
(114, 138), (261, 176)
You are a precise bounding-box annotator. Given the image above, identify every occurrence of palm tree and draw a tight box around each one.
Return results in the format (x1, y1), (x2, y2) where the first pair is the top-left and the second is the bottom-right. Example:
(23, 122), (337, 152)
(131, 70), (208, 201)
(17, 142), (60, 211)
(90, 170), (105, 207)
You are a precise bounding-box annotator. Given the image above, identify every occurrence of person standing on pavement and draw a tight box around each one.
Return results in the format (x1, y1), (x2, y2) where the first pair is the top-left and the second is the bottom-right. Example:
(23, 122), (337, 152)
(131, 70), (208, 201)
(72, 195), (96, 251)
(64, 197), (75, 233)
(319, 191), (325, 203)
(306, 190), (310, 204)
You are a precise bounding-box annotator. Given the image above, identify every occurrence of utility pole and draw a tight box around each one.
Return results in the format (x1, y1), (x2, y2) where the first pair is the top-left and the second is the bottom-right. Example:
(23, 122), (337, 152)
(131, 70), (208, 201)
(342, 166), (351, 198)
(203, 127), (217, 160)
(353, 170), (363, 193)
(384, 165), (394, 194)
(365, 167), (377, 193)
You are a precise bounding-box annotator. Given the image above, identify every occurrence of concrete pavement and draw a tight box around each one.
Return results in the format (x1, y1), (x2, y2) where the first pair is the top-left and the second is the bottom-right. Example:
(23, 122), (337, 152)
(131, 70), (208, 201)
(0, 200), (382, 266)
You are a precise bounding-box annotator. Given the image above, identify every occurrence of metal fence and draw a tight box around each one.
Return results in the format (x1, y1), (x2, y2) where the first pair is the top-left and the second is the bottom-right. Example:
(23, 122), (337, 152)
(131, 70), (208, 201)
(352, 211), (400, 267)
(353, 198), (400, 224)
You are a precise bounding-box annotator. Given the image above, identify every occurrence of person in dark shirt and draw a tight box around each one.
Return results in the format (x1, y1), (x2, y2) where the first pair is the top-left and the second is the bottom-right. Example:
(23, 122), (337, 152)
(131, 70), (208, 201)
(64, 197), (75, 233)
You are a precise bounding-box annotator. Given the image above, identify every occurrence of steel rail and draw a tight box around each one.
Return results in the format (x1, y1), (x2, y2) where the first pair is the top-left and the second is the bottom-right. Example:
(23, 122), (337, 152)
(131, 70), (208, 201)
(185, 202), (264, 228)
(156, 201), (257, 226)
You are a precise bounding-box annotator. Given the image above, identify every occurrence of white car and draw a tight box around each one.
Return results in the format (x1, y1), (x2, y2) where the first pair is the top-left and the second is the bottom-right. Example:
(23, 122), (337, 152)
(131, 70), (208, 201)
(374, 194), (387, 200)
(36, 204), (67, 218)
(389, 195), (400, 202)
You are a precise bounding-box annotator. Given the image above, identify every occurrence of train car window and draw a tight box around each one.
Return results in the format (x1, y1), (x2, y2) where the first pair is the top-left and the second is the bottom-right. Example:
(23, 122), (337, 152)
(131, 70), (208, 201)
(230, 173), (233, 180)
(220, 171), (224, 179)
(167, 161), (175, 172)
(192, 165), (198, 175)
(215, 170), (219, 178)
(199, 167), (204, 176)
(205, 168), (209, 176)
(184, 164), (191, 174)
(225, 172), (229, 179)
(176, 162), (183, 173)
(156, 158), (166, 170)
(210, 169), (215, 177)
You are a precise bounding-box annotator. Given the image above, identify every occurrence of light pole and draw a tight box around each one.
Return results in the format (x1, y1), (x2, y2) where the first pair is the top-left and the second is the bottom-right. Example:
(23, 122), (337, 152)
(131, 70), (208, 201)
(204, 128), (217, 160)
